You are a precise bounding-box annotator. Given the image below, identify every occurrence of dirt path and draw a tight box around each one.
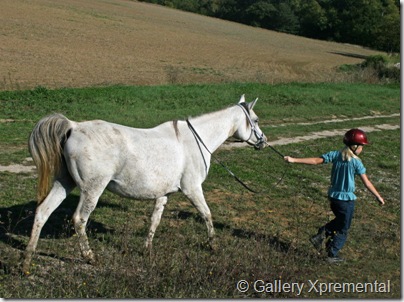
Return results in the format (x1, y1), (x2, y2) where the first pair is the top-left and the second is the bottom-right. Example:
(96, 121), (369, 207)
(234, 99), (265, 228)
(222, 113), (400, 149)
(221, 122), (399, 150)
(266, 123), (399, 146)
(0, 163), (36, 174)
(0, 114), (399, 174)
(0, 157), (35, 174)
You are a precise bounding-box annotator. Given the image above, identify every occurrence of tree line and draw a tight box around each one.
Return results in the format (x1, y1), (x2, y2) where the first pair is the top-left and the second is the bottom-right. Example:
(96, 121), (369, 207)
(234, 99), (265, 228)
(139, 0), (400, 53)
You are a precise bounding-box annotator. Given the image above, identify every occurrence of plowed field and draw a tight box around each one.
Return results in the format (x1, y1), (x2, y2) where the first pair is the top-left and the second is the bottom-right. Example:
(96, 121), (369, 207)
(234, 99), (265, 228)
(1, 0), (381, 90)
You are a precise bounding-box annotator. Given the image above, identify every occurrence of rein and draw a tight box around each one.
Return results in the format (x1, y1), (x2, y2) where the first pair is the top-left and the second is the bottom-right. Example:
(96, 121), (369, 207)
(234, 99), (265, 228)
(186, 119), (259, 193)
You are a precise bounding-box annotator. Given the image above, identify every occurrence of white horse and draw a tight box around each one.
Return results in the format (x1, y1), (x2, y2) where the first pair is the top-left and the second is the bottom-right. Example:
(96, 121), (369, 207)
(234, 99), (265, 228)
(22, 95), (267, 272)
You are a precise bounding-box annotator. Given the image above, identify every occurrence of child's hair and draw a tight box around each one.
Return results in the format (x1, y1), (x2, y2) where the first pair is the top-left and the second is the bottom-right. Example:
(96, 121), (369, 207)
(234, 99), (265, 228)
(341, 145), (360, 161)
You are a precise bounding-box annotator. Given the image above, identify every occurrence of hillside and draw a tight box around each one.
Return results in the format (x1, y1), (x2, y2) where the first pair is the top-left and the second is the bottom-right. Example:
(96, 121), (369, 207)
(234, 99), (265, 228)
(1, 0), (382, 90)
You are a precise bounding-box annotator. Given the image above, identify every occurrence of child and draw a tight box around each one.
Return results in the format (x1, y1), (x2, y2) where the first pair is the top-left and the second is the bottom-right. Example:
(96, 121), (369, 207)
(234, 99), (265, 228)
(284, 129), (385, 263)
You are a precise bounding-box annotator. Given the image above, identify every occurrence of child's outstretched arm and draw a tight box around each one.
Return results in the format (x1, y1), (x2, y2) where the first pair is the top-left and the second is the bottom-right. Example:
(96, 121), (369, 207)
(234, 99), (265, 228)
(284, 156), (324, 165)
(360, 174), (385, 205)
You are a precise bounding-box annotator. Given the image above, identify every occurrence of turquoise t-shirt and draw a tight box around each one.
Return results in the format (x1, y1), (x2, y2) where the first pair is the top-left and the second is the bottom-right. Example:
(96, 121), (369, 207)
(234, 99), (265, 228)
(321, 150), (366, 201)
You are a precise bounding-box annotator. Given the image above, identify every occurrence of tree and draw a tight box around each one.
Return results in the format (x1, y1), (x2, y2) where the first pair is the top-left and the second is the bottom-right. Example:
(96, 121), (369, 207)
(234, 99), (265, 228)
(371, 0), (400, 52)
(244, 1), (277, 27)
(139, 0), (400, 52)
(273, 2), (300, 34)
(298, 0), (328, 38)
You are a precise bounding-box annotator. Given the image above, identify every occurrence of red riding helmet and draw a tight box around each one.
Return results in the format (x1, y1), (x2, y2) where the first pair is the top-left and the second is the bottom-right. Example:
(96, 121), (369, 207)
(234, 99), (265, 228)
(343, 129), (369, 146)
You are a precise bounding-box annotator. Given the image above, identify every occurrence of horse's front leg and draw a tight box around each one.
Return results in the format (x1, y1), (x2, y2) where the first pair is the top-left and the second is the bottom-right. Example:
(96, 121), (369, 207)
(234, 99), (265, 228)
(145, 196), (168, 251)
(183, 186), (216, 250)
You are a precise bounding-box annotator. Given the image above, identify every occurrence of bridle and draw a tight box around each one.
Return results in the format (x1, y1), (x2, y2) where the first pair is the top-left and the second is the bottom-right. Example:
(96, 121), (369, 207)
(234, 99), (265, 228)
(185, 102), (285, 193)
(237, 102), (266, 149)
(238, 102), (286, 158)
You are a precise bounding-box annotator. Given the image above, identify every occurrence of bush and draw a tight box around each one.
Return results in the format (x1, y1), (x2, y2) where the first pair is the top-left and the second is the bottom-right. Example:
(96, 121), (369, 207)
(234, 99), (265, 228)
(361, 55), (388, 69)
(340, 55), (400, 83)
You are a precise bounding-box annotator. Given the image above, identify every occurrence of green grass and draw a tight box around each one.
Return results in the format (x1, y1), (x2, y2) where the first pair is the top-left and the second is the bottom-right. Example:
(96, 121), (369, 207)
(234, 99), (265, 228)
(0, 82), (399, 164)
(0, 82), (400, 298)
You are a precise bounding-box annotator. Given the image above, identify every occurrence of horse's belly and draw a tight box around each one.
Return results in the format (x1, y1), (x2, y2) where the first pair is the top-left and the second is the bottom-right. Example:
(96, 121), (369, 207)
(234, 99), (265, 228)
(106, 176), (180, 199)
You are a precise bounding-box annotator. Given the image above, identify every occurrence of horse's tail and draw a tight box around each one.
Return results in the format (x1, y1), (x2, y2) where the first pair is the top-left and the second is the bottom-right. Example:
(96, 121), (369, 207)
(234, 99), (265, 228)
(29, 113), (73, 204)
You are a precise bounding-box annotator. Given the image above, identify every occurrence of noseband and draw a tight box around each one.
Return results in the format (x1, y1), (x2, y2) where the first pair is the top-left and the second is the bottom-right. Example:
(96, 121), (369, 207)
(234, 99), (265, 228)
(237, 103), (265, 148)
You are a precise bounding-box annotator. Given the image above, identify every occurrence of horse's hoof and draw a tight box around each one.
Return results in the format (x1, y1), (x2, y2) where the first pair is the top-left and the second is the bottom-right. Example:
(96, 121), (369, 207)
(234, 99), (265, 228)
(86, 255), (98, 265)
(82, 250), (97, 265)
(21, 264), (29, 275)
(87, 258), (97, 265)
(207, 239), (218, 252)
(143, 245), (153, 260)
(21, 256), (33, 276)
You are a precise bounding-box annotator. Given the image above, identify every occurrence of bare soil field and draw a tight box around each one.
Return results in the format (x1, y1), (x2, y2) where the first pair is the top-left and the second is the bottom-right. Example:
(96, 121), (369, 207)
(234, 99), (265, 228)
(1, 0), (382, 90)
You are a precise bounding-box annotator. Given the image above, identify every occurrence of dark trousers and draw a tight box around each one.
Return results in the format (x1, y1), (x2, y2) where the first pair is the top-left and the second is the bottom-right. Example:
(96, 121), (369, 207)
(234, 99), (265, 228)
(319, 197), (355, 257)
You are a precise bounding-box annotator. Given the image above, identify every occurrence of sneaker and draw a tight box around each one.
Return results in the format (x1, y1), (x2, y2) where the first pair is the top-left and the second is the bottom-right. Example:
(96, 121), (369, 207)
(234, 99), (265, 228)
(310, 232), (325, 251)
(326, 256), (346, 264)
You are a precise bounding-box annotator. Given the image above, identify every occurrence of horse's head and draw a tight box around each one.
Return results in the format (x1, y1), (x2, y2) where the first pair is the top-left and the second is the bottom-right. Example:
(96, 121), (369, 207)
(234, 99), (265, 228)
(234, 95), (267, 150)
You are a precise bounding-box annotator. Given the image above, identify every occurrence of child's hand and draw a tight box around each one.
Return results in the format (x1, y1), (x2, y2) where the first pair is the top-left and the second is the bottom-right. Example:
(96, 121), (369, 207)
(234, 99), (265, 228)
(284, 156), (294, 163)
(376, 196), (385, 205)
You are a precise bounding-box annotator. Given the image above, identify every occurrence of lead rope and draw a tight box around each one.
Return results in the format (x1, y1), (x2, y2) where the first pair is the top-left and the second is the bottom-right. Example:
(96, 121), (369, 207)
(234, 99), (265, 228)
(186, 119), (260, 193)
(264, 142), (290, 187)
(237, 103), (289, 187)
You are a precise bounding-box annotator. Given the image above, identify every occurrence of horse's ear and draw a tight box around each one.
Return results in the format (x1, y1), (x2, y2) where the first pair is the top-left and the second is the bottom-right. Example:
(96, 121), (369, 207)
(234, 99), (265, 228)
(238, 94), (246, 104)
(249, 98), (258, 110)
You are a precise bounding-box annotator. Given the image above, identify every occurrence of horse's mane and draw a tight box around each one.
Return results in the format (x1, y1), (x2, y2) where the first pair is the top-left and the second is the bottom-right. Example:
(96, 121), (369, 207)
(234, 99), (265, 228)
(187, 103), (249, 127)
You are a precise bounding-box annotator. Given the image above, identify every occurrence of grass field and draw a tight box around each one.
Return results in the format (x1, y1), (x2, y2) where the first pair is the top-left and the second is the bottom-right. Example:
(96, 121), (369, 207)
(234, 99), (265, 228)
(0, 82), (400, 298)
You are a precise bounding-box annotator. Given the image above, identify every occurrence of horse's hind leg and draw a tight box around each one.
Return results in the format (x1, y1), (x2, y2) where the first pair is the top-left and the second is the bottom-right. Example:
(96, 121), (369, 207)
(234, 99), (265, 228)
(22, 176), (76, 274)
(72, 185), (106, 264)
(145, 196), (168, 250)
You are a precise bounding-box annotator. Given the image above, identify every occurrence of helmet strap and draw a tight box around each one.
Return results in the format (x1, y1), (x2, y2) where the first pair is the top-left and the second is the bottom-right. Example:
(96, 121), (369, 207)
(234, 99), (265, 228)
(349, 145), (361, 155)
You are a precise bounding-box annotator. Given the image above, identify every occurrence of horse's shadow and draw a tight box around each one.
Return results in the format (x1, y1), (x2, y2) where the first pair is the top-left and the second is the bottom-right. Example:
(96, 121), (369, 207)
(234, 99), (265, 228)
(175, 210), (292, 254)
(0, 197), (305, 271)
(0, 194), (118, 252)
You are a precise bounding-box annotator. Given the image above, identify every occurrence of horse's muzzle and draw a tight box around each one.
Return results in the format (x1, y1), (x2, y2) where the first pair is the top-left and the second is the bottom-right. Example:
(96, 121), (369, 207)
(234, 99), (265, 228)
(254, 143), (265, 150)
(254, 139), (267, 150)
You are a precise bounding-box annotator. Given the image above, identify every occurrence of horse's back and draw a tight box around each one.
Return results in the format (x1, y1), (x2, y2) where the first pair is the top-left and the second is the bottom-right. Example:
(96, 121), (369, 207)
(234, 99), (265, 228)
(65, 120), (129, 165)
